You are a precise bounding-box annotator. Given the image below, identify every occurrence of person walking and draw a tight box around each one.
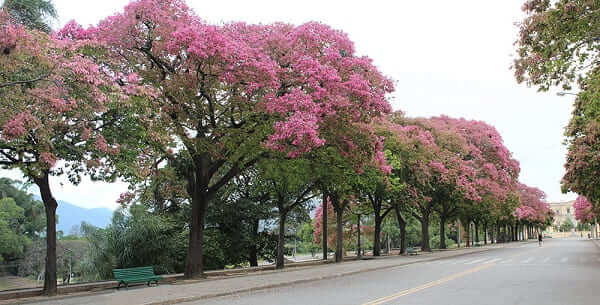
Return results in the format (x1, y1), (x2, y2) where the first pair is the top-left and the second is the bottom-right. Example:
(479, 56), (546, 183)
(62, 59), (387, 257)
(538, 233), (543, 247)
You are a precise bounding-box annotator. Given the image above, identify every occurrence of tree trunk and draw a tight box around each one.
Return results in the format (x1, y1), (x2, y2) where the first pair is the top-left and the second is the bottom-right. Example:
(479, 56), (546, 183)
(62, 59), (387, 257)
(373, 215), (382, 256)
(248, 219), (259, 267)
(420, 211), (431, 252)
(474, 222), (479, 245)
(185, 193), (208, 278)
(465, 221), (471, 247)
(395, 208), (406, 255)
(322, 194), (328, 261)
(497, 223), (502, 243)
(439, 215), (447, 249)
(276, 211), (287, 269)
(482, 223), (486, 245)
(35, 174), (57, 296)
(335, 205), (344, 262)
(356, 214), (361, 258)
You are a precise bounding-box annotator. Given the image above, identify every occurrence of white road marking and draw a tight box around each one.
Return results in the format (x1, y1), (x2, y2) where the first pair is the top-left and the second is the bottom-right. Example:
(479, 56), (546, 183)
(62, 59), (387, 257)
(542, 257), (550, 263)
(484, 258), (501, 264)
(500, 259), (513, 264)
(560, 257), (568, 263)
(464, 258), (485, 265)
(521, 257), (534, 264)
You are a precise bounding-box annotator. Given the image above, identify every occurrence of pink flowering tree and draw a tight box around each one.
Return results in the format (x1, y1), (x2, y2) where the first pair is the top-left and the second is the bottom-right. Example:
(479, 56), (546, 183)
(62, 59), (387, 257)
(76, 0), (392, 277)
(562, 81), (600, 204)
(514, 1), (600, 208)
(514, 0), (600, 91)
(573, 195), (597, 224)
(379, 114), (480, 251)
(0, 12), (142, 295)
(515, 183), (553, 237)
(426, 116), (520, 244)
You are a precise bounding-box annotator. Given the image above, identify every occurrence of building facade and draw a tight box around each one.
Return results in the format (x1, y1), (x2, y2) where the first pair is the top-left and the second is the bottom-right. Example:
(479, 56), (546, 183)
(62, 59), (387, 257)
(547, 200), (577, 233)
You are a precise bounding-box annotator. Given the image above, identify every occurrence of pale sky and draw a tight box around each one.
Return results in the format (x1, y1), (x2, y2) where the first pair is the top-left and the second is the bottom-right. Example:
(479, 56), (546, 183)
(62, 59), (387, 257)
(1, 0), (577, 209)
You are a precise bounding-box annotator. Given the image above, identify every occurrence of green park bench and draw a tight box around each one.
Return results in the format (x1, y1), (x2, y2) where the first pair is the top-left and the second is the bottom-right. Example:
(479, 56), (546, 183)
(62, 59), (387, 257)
(112, 266), (162, 289)
(406, 247), (418, 255)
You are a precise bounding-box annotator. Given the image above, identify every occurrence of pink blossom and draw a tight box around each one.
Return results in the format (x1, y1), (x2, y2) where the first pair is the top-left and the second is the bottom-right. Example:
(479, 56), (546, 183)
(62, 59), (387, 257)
(573, 195), (597, 223)
(116, 191), (135, 206)
(39, 152), (57, 168)
(2, 112), (35, 140)
(95, 135), (108, 153)
(127, 72), (140, 84)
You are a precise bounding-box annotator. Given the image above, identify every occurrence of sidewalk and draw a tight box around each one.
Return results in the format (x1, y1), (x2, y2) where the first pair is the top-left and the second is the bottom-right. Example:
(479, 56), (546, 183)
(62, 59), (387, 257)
(4, 242), (531, 305)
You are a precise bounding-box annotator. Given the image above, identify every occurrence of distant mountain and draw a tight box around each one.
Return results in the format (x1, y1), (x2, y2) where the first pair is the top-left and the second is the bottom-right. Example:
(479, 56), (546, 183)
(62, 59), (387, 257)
(34, 196), (114, 233)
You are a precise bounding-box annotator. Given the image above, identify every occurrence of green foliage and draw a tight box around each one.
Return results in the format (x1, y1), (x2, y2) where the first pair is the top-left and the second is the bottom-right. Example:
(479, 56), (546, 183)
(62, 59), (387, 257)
(77, 223), (114, 281)
(577, 221), (591, 232)
(79, 206), (187, 280)
(109, 205), (186, 274)
(404, 215), (422, 248)
(559, 218), (575, 232)
(1, 0), (57, 33)
(0, 178), (45, 239)
(0, 197), (30, 262)
(430, 235), (456, 249)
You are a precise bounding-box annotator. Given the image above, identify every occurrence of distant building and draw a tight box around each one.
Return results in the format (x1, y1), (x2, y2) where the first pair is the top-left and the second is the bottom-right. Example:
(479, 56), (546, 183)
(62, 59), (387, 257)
(547, 200), (577, 233)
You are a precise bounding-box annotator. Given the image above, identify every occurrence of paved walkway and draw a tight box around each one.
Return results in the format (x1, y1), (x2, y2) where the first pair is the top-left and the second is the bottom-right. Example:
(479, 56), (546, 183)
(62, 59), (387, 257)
(6, 242), (533, 305)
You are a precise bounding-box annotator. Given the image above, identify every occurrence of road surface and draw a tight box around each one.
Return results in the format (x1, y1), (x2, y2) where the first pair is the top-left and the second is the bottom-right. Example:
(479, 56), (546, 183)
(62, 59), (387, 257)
(193, 239), (600, 305)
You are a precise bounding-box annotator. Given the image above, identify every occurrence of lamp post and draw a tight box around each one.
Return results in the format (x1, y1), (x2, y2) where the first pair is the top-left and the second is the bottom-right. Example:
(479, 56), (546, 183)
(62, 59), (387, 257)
(293, 226), (297, 259)
(556, 92), (578, 97)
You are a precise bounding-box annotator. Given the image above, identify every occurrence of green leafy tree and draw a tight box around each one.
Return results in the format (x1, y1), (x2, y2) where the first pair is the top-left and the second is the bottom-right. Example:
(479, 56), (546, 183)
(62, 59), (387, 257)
(1, 0), (57, 33)
(258, 158), (317, 269)
(560, 218), (575, 232)
(0, 178), (45, 239)
(514, 1), (600, 210)
(352, 166), (393, 256)
(0, 197), (30, 262)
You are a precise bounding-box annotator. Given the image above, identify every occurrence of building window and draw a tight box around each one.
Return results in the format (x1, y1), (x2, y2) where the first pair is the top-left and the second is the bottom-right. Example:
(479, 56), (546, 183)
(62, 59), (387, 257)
(567, 208), (570, 214)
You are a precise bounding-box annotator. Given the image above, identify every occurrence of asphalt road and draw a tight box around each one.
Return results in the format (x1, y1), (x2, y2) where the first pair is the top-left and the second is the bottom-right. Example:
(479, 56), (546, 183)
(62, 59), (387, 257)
(192, 239), (600, 305)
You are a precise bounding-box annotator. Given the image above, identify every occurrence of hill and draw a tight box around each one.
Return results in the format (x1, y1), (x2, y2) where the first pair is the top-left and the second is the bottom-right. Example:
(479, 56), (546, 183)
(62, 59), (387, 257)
(34, 196), (114, 233)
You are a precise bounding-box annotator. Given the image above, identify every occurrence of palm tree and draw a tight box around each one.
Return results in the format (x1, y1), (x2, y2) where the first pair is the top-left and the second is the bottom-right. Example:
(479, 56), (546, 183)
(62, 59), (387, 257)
(2, 0), (57, 33)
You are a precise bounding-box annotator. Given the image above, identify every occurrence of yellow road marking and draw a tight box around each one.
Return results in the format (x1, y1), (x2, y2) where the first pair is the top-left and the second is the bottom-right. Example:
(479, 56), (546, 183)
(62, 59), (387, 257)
(361, 263), (495, 305)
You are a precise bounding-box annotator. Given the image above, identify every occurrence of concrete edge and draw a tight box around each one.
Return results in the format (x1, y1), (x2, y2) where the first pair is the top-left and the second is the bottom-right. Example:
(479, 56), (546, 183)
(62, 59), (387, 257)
(142, 248), (493, 305)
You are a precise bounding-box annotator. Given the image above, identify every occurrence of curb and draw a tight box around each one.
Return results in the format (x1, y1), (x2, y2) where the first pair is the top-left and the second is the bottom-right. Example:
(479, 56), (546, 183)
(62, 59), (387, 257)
(142, 247), (493, 305)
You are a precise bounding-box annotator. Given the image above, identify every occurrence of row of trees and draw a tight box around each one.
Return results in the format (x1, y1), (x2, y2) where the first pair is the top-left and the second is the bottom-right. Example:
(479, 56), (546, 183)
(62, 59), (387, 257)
(1, 0), (554, 296)
(515, 0), (600, 228)
(312, 115), (554, 259)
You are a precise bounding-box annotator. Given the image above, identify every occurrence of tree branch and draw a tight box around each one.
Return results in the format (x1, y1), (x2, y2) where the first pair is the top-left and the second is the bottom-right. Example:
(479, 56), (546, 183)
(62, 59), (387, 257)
(0, 72), (52, 89)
